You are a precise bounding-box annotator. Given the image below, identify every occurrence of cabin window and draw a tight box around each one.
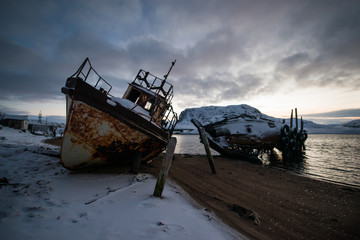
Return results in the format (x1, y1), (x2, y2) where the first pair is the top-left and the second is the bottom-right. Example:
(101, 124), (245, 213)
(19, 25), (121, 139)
(144, 98), (156, 113)
(144, 102), (152, 111)
(127, 89), (141, 103)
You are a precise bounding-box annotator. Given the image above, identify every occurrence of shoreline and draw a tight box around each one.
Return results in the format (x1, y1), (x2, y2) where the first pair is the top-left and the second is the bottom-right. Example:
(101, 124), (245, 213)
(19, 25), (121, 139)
(144, 154), (360, 240)
(266, 163), (360, 190)
(40, 136), (360, 238)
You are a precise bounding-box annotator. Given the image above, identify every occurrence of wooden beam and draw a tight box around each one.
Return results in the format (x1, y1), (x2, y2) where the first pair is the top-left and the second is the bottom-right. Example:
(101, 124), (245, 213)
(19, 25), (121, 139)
(199, 128), (217, 174)
(191, 119), (217, 174)
(153, 137), (177, 197)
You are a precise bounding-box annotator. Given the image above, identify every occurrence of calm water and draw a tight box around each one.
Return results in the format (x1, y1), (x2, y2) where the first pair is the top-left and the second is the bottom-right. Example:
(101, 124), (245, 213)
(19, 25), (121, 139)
(174, 134), (360, 187)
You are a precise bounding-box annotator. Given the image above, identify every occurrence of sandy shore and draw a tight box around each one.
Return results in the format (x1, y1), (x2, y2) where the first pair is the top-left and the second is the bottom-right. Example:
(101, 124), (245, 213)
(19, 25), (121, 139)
(144, 154), (360, 240)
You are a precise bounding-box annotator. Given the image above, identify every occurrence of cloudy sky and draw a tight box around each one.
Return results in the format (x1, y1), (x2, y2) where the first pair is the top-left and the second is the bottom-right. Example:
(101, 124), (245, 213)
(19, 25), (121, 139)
(0, 0), (359, 124)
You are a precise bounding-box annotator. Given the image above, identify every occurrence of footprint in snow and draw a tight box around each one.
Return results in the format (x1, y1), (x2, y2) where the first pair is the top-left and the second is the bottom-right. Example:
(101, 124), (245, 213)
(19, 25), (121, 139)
(156, 221), (185, 232)
(139, 202), (157, 208)
(132, 173), (150, 184)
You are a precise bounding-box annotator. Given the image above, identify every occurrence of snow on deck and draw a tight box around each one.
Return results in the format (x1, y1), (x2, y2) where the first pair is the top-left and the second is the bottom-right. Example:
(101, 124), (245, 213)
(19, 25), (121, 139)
(0, 127), (243, 240)
(108, 97), (152, 121)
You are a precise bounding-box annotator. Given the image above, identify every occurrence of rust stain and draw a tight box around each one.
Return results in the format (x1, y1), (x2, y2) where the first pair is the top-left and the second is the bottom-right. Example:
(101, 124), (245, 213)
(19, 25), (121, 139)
(61, 100), (165, 169)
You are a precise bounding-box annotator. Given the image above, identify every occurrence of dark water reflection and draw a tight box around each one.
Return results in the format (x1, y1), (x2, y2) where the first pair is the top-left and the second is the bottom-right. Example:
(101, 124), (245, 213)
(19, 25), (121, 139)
(174, 134), (360, 187)
(300, 134), (360, 186)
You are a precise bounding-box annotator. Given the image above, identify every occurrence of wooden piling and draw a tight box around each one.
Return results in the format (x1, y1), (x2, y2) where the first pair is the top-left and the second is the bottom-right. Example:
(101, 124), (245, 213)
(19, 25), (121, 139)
(153, 137), (177, 197)
(199, 128), (217, 174)
(190, 119), (217, 174)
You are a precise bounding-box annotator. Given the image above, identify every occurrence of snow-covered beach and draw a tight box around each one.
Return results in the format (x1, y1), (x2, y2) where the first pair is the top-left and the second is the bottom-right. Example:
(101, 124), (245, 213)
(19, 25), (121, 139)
(0, 127), (243, 240)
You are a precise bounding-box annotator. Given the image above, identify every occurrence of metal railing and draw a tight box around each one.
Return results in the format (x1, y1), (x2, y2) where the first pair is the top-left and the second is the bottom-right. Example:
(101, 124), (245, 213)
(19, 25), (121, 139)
(68, 58), (178, 134)
(133, 69), (174, 103)
(70, 57), (112, 94)
(132, 69), (177, 133)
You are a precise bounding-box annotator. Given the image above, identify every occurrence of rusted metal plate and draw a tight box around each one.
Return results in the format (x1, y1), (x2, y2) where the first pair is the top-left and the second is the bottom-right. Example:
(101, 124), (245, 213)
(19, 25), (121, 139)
(61, 100), (165, 169)
(71, 77), (169, 143)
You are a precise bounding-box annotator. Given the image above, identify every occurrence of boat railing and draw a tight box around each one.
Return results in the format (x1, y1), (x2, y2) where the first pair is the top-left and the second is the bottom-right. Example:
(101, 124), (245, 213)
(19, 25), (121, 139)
(70, 57), (113, 94)
(133, 69), (174, 103)
(128, 93), (178, 134)
(133, 69), (177, 133)
(69, 58), (178, 135)
(161, 105), (178, 135)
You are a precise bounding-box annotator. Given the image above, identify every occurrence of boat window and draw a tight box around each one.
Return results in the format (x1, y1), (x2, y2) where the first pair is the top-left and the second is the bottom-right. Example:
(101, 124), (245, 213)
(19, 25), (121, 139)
(144, 98), (156, 113)
(127, 89), (141, 103)
(144, 102), (152, 111)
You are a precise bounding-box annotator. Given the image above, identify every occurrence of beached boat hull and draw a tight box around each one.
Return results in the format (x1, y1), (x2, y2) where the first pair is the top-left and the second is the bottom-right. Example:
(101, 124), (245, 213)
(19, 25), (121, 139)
(192, 118), (282, 160)
(61, 77), (168, 169)
(192, 108), (307, 161)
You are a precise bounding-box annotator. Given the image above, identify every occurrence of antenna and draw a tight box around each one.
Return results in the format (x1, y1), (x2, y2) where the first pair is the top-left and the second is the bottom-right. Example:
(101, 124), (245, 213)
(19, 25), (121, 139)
(38, 111), (42, 123)
(163, 60), (176, 81)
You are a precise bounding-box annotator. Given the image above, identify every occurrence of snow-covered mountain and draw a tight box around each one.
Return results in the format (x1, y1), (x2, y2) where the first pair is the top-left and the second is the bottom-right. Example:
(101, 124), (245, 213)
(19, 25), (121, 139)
(175, 105), (279, 134)
(343, 120), (360, 128)
(175, 105), (360, 134)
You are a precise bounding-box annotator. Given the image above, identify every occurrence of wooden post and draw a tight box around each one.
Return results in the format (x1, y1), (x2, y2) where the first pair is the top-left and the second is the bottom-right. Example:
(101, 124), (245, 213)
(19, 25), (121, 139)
(153, 137), (177, 197)
(290, 109), (293, 129)
(199, 128), (217, 174)
(190, 119), (217, 174)
(295, 108), (298, 130)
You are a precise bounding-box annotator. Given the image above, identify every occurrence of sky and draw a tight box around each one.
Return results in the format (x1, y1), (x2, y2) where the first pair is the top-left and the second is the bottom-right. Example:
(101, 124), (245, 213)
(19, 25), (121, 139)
(0, 0), (359, 124)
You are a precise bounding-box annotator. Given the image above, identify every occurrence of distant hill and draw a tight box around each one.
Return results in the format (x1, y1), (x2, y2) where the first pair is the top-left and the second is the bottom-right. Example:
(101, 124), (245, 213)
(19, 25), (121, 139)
(343, 120), (360, 128)
(175, 105), (360, 134)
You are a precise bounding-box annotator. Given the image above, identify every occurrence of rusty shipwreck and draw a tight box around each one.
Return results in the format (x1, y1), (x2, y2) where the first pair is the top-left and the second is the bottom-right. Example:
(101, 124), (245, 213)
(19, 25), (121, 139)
(191, 107), (307, 161)
(60, 58), (178, 170)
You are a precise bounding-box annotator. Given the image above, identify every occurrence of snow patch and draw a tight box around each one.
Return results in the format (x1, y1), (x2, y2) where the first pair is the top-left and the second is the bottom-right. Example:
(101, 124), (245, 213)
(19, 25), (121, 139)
(0, 126), (243, 240)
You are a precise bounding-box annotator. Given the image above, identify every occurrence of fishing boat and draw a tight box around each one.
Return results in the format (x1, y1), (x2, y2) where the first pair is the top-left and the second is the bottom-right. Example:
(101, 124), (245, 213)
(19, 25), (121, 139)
(60, 58), (178, 170)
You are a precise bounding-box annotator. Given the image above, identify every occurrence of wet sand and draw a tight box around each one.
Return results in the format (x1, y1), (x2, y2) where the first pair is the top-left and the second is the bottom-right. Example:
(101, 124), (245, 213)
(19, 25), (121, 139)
(144, 154), (360, 240)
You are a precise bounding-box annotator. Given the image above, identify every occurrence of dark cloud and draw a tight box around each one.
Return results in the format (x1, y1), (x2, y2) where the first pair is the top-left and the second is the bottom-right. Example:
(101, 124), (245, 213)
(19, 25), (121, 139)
(0, 31), (178, 102)
(0, 0), (359, 115)
(0, 38), (45, 73)
(0, 38), (62, 101)
(274, 49), (360, 89)
(174, 72), (263, 109)
(273, 0), (360, 89)
(0, 105), (29, 115)
(0, 71), (61, 101)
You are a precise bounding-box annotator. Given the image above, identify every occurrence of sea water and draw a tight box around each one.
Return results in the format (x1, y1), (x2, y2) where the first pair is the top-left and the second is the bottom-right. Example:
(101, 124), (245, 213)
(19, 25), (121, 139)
(173, 134), (360, 187)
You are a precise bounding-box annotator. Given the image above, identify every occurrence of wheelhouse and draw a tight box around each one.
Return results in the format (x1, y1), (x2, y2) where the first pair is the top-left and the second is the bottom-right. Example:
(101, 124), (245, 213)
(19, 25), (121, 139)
(123, 67), (176, 131)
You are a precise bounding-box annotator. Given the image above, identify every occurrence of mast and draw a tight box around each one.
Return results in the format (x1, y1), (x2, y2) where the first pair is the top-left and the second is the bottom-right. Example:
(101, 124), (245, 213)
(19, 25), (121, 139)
(163, 60), (176, 81)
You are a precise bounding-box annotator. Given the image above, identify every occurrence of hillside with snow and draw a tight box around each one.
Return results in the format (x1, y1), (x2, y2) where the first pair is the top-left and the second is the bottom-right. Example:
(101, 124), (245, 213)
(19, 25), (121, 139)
(175, 105), (360, 134)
